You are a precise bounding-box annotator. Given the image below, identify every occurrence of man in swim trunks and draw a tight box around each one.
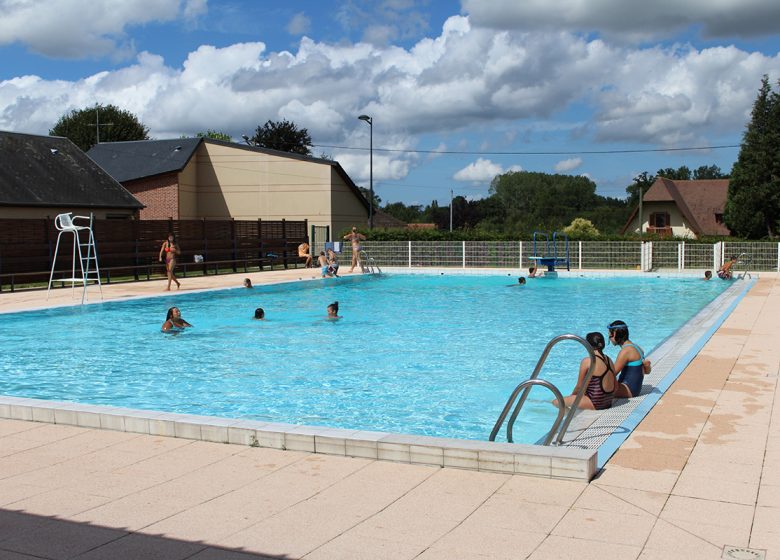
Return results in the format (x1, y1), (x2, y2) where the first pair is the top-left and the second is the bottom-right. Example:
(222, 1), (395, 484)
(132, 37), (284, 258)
(343, 226), (366, 273)
(608, 320), (651, 398)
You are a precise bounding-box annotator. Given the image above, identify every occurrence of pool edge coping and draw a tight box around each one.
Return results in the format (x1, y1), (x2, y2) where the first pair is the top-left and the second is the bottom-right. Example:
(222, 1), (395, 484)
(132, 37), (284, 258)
(0, 395), (596, 481)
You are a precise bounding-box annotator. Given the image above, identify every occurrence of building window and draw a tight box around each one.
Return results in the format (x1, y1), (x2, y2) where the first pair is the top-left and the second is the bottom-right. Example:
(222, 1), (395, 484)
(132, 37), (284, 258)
(650, 212), (670, 228)
(715, 213), (724, 224)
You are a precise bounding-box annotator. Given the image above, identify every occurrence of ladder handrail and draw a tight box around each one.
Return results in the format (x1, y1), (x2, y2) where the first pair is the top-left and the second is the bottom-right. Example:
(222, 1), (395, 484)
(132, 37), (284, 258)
(359, 250), (381, 274)
(489, 333), (595, 445)
(504, 379), (566, 446)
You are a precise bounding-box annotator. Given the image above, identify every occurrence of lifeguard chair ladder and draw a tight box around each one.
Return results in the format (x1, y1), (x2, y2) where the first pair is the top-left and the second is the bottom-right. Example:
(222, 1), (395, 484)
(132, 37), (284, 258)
(46, 213), (103, 304)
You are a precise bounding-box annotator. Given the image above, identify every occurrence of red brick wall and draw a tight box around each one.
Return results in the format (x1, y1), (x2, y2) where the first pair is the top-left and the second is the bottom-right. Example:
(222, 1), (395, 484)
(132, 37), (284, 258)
(124, 173), (179, 219)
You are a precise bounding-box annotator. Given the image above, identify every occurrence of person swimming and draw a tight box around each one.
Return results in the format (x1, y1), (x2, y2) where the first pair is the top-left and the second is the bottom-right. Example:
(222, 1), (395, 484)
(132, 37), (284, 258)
(161, 307), (192, 333)
(243, 278), (253, 288)
(327, 301), (340, 320)
(608, 320), (651, 398)
(254, 307), (265, 320)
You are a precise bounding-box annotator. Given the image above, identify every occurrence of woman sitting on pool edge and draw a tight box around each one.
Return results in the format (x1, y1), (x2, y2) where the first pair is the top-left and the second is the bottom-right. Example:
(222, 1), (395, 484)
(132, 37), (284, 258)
(553, 332), (616, 410)
(608, 320), (651, 398)
(162, 307), (192, 333)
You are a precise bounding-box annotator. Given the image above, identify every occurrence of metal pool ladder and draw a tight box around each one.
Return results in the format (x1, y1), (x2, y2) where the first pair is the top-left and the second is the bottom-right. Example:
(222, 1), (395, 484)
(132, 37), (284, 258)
(490, 334), (595, 446)
(359, 250), (381, 274)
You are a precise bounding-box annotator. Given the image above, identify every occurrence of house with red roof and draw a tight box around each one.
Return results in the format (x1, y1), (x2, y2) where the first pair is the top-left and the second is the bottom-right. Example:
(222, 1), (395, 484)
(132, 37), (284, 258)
(621, 177), (731, 239)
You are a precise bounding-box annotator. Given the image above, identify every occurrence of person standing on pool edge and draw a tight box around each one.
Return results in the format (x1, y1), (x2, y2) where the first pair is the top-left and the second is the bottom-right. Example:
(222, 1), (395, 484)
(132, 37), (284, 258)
(343, 226), (366, 273)
(608, 320), (651, 398)
(159, 232), (181, 291)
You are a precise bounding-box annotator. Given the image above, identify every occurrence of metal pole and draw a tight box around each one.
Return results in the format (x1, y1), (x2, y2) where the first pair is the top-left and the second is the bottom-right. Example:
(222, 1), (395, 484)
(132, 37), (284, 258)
(358, 115), (374, 230)
(369, 120), (373, 230)
(450, 189), (453, 232)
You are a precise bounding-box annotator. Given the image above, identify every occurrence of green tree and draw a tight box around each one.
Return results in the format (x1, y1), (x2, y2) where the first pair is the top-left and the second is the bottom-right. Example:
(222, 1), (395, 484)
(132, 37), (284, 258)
(725, 76), (780, 238)
(625, 171), (656, 208)
(693, 164), (727, 180)
(196, 130), (232, 141)
(563, 217), (600, 239)
(656, 166), (691, 180)
(358, 187), (382, 210)
(250, 119), (312, 155)
(50, 104), (149, 152)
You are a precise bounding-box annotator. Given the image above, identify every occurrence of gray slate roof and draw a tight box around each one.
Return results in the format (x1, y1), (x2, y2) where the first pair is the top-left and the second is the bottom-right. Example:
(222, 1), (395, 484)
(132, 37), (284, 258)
(0, 131), (143, 209)
(88, 137), (202, 183)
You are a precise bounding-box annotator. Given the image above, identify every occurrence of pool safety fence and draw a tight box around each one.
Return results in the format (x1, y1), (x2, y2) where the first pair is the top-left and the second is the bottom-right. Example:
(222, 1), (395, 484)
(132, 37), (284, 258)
(309, 240), (780, 273)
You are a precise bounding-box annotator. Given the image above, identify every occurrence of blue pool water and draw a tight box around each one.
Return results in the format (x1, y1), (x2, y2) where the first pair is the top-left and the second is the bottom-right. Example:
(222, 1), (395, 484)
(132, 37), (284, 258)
(0, 274), (728, 443)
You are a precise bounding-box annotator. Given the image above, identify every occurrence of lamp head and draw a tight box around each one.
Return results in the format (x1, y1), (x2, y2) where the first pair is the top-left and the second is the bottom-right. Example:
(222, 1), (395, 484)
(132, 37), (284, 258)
(358, 115), (371, 124)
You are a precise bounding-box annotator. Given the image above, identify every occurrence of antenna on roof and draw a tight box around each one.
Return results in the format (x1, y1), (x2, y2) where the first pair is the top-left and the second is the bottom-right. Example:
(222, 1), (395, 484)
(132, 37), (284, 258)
(241, 134), (253, 146)
(88, 104), (114, 145)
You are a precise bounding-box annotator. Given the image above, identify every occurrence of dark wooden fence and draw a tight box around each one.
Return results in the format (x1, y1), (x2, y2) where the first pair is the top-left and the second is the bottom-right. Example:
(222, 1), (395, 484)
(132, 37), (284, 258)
(0, 218), (308, 290)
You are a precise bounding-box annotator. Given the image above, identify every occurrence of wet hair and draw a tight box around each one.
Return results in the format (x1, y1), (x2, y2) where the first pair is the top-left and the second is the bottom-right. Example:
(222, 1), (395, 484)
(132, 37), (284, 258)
(166, 307), (177, 321)
(320, 251), (326, 256)
(243, 278), (252, 288)
(704, 270), (712, 279)
(529, 266), (537, 273)
(607, 320), (629, 344)
(586, 332), (606, 354)
(327, 301), (339, 315)
(518, 277), (526, 285)
(254, 307), (265, 319)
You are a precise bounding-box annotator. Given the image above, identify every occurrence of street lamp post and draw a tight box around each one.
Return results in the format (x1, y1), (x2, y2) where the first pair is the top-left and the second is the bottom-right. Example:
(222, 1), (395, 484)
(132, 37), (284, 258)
(358, 114), (373, 230)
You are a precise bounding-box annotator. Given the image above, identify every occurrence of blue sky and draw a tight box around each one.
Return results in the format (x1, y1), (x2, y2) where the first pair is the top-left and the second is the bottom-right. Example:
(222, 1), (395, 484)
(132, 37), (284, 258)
(2, 1), (780, 206)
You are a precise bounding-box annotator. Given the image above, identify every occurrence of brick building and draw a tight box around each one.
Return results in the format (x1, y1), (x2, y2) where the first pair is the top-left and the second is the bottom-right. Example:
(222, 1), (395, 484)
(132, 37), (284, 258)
(88, 138), (369, 235)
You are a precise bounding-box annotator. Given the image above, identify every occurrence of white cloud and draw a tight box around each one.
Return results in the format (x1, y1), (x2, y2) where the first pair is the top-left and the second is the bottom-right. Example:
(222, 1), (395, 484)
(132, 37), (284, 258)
(0, 0), (206, 58)
(453, 158), (522, 182)
(554, 157), (582, 172)
(1, 14), (779, 187)
(463, 0), (780, 40)
(286, 13), (311, 36)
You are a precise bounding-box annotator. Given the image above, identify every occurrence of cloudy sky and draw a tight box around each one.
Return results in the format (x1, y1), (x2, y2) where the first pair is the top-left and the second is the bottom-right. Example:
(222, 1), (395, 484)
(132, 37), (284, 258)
(2, 0), (780, 205)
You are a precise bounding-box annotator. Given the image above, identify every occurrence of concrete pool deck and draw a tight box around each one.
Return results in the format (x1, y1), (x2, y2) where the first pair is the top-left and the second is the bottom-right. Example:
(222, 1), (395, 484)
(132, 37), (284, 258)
(1, 270), (779, 558)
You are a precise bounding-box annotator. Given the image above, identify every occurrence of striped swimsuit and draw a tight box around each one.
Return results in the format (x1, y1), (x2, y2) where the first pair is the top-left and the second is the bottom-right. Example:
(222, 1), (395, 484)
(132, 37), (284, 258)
(585, 354), (615, 410)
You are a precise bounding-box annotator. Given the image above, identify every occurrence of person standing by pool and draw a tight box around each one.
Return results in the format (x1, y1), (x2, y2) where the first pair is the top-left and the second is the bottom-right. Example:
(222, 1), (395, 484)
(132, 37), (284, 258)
(161, 307), (192, 332)
(554, 332), (615, 410)
(608, 320), (651, 398)
(159, 232), (181, 291)
(343, 226), (366, 273)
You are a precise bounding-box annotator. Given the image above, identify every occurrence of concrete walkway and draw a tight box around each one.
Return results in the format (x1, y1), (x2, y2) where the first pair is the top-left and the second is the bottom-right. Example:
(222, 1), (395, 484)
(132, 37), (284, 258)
(1, 271), (778, 559)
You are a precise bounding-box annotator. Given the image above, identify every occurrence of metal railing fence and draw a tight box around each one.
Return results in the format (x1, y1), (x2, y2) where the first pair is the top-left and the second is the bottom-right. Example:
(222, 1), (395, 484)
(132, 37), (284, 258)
(354, 240), (780, 272)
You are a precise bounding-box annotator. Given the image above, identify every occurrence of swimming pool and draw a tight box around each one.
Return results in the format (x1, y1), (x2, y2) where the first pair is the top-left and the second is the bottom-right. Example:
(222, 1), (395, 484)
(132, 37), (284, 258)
(0, 274), (730, 444)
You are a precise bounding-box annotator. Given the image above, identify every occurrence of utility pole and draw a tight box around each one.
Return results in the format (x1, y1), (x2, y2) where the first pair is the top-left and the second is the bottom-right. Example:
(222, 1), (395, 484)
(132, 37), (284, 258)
(449, 189), (453, 232)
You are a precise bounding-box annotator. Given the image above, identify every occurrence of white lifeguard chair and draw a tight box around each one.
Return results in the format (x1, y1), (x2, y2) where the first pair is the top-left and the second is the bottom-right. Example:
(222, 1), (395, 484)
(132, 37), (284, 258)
(46, 213), (103, 303)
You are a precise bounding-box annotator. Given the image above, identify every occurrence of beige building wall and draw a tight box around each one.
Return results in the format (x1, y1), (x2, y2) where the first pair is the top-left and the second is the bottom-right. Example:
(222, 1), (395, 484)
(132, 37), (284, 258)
(0, 207), (135, 220)
(630, 202), (695, 238)
(189, 142), (367, 235)
(178, 157), (199, 219)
